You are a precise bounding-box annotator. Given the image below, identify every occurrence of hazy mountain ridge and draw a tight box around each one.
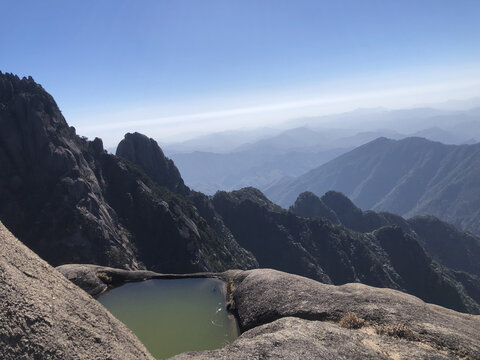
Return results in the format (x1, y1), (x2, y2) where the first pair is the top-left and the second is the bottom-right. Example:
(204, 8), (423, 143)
(266, 136), (480, 234)
(170, 147), (348, 195)
(165, 105), (478, 195)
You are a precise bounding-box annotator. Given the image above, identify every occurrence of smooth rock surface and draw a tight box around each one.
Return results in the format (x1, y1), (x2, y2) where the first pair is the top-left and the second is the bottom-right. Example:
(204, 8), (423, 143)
(0, 221), (154, 360)
(174, 269), (480, 359)
(172, 317), (455, 360)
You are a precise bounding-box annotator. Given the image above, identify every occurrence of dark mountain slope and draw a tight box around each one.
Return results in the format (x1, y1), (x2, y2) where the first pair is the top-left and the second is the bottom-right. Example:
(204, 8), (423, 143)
(213, 187), (480, 313)
(289, 191), (480, 308)
(408, 215), (480, 277)
(213, 188), (397, 287)
(111, 133), (258, 272)
(292, 191), (480, 278)
(265, 136), (480, 234)
(373, 226), (479, 313)
(0, 72), (257, 272)
(320, 191), (411, 233)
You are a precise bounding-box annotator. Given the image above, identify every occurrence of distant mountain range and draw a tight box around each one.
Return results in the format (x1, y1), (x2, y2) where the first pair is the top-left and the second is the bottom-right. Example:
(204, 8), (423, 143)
(170, 147), (349, 194)
(164, 106), (479, 195)
(266, 136), (480, 234)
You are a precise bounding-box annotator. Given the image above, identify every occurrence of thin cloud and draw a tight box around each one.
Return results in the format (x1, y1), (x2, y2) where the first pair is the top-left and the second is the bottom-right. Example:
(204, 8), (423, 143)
(80, 78), (480, 134)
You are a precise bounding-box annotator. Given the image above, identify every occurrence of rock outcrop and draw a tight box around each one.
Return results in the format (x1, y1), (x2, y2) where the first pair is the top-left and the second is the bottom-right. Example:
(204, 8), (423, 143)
(116, 132), (189, 195)
(172, 269), (480, 359)
(56, 263), (217, 297)
(289, 191), (340, 223)
(0, 221), (154, 360)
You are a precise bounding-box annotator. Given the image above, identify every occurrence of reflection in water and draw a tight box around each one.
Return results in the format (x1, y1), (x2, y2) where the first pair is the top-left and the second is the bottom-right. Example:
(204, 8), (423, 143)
(98, 278), (239, 359)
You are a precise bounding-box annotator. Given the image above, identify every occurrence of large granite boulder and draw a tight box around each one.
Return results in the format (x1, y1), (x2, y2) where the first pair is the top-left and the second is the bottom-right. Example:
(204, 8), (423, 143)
(0, 221), (154, 360)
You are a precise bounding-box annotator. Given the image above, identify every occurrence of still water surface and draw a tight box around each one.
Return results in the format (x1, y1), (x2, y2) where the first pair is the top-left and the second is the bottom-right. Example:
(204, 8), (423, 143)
(98, 278), (239, 359)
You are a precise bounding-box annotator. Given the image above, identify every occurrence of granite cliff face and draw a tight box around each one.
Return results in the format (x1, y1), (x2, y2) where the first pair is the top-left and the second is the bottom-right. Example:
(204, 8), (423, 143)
(0, 73), (139, 268)
(116, 132), (189, 195)
(0, 221), (154, 360)
(0, 72), (256, 272)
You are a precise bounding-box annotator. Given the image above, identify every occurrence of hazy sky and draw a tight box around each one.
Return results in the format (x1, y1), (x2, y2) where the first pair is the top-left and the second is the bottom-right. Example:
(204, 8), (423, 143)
(2, 0), (480, 146)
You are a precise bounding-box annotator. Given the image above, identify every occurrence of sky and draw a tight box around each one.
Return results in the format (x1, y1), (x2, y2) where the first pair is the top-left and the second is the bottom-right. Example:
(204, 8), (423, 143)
(1, 0), (480, 146)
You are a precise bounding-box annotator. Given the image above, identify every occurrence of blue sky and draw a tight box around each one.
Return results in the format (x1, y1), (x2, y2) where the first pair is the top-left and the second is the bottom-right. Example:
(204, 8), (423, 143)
(1, 0), (480, 145)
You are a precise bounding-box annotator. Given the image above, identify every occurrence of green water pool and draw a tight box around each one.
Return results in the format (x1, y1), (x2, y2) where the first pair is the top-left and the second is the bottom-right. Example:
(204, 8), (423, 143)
(98, 278), (239, 359)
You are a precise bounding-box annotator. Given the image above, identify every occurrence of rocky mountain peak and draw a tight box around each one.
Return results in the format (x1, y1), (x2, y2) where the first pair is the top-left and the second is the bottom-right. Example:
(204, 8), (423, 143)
(0, 72), (45, 103)
(321, 191), (361, 214)
(215, 187), (284, 213)
(116, 132), (189, 195)
(289, 191), (340, 223)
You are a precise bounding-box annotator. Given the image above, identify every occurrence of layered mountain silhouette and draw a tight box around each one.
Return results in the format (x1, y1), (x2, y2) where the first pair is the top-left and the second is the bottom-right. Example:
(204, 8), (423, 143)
(1, 72), (479, 314)
(266, 136), (480, 234)
(166, 106), (479, 195)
